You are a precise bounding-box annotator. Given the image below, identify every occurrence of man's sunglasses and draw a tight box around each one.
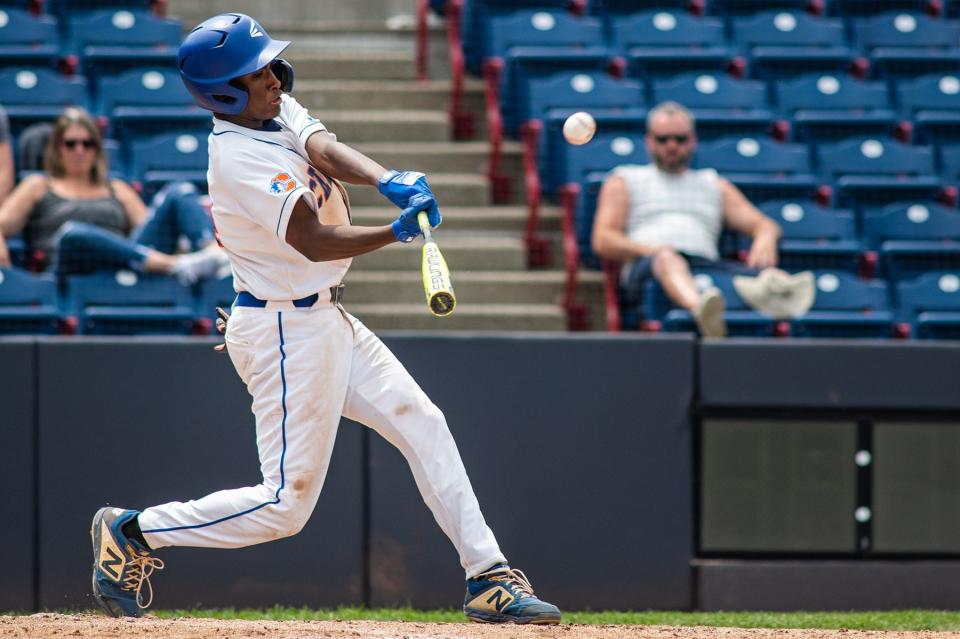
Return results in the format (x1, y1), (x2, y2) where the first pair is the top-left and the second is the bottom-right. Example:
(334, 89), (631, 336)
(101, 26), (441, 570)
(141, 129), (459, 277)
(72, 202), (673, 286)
(62, 138), (97, 150)
(653, 134), (690, 145)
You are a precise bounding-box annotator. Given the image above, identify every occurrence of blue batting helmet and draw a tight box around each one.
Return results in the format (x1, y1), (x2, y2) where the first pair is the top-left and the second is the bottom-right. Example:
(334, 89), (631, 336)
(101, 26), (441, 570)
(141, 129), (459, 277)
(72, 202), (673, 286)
(178, 13), (294, 115)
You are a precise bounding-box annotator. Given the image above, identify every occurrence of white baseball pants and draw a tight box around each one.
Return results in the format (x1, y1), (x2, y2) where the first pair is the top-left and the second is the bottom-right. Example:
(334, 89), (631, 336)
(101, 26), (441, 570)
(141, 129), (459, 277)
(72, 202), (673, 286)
(137, 302), (506, 578)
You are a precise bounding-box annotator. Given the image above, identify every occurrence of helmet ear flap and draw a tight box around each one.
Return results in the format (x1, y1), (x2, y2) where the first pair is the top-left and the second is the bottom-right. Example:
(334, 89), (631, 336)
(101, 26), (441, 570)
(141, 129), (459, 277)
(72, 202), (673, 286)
(271, 59), (294, 93)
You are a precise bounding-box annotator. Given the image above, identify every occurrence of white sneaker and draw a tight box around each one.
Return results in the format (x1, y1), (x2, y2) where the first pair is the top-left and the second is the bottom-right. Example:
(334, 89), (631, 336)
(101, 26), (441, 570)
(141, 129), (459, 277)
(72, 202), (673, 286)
(693, 287), (727, 338)
(733, 270), (815, 319)
(172, 244), (229, 286)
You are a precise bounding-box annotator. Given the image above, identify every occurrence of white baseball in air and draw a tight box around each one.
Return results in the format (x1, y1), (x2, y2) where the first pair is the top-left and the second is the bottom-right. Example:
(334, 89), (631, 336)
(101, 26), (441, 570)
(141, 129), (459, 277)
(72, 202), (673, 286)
(563, 111), (596, 146)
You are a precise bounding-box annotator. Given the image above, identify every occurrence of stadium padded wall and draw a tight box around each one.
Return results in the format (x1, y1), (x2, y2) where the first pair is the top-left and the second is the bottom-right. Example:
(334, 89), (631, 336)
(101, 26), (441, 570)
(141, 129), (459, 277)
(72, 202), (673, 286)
(0, 340), (36, 611)
(697, 340), (960, 611)
(3, 336), (960, 612)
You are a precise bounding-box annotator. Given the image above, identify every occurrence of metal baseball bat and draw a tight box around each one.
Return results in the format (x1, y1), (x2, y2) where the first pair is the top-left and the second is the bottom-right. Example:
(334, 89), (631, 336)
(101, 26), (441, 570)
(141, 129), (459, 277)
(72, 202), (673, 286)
(417, 211), (456, 317)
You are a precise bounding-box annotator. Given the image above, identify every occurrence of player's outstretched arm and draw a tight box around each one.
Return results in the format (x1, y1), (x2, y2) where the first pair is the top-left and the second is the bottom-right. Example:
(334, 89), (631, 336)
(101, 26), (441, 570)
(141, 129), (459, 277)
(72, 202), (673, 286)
(286, 195), (429, 261)
(305, 131), (442, 228)
(305, 131), (386, 187)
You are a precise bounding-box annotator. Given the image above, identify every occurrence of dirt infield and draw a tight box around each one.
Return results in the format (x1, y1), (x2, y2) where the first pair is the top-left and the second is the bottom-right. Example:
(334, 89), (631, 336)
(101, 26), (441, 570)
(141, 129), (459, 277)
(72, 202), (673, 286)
(3, 614), (960, 639)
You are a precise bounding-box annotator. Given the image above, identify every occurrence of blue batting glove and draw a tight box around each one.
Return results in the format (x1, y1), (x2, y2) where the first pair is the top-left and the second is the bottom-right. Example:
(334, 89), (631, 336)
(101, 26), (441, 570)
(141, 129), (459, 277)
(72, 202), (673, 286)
(379, 170), (442, 228)
(391, 193), (435, 243)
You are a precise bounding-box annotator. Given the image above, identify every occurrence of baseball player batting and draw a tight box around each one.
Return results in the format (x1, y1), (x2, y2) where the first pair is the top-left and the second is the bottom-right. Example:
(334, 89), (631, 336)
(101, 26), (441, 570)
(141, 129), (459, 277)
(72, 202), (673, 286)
(88, 13), (560, 625)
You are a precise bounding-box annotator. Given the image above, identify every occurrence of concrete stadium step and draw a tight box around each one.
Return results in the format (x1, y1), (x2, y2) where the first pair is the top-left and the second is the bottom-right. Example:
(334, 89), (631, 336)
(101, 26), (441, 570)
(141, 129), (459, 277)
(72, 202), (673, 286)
(297, 79), (483, 112)
(346, 303), (566, 332)
(350, 141), (520, 176)
(284, 52), (416, 80)
(343, 270), (586, 305)
(345, 174), (489, 207)
(320, 110), (447, 143)
(348, 234), (525, 270)
(350, 205), (561, 232)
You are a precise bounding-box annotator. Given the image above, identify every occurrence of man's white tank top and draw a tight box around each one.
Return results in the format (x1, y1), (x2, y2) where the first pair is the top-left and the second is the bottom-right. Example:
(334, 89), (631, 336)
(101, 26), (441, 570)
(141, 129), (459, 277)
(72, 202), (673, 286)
(609, 164), (723, 261)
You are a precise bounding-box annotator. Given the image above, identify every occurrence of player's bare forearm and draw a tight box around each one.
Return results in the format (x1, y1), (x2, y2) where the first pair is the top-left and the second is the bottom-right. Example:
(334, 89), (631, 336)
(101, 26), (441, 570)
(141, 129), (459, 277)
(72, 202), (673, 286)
(305, 132), (386, 186)
(286, 198), (396, 261)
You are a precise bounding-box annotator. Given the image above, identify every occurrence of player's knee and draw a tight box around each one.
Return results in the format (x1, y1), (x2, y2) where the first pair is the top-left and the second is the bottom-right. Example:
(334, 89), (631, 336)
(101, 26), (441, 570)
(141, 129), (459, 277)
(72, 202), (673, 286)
(269, 501), (311, 539)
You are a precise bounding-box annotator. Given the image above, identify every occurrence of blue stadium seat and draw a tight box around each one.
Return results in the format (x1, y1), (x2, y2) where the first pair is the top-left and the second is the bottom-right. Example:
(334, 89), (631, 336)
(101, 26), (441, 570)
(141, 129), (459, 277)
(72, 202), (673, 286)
(129, 130), (209, 200)
(562, 134), (650, 268)
(524, 71), (646, 194)
(709, 0), (810, 14)
(4, 235), (26, 267)
(48, 0), (156, 17)
(561, 133), (650, 189)
(816, 137), (940, 207)
(940, 142), (960, 183)
(0, 67), (86, 134)
(896, 73), (960, 143)
(487, 10), (611, 133)
(65, 270), (195, 335)
(461, 0), (571, 73)
(67, 8), (179, 79)
(644, 270), (779, 336)
(591, 0), (696, 16)
(733, 11), (853, 79)
(197, 273), (235, 334)
(831, 0), (934, 17)
(0, 7), (59, 69)
(652, 72), (774, 139)
(755, 200), (863, 271)
(101, 137), (126, 179)
(696, 136), (818, 201)
(791, 270), (896, 338)
(0, 267), (59, 334)
(896, 270), (960, 338)
(612, 11), (732, 78)
(854, 12), (960, 78)
(775, 73), (898, 142)
(96, 68), (209, 143)
(863, 201), (960, 279)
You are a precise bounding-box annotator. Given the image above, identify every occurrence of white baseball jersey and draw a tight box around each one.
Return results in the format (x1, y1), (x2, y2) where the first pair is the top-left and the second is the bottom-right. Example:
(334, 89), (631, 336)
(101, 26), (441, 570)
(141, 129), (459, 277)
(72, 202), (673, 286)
(207, 94), (352, 300)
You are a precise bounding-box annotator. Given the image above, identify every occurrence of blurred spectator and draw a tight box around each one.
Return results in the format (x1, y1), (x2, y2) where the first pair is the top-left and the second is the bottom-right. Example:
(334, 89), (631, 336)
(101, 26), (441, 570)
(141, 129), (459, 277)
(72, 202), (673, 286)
(0, 107), (225, 284)
(0, 106), (14, 208)
(592, 101), (813, 338)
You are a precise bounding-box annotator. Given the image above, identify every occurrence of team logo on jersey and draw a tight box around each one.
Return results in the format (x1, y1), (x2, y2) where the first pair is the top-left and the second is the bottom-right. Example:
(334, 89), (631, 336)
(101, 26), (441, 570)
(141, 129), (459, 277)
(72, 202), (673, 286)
(269, 172), (297, 195)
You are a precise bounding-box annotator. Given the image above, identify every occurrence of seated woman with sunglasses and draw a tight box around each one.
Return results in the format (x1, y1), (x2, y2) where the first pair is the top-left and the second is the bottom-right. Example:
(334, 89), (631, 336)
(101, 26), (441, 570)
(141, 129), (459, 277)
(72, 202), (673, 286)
(591, 101), (799, 338)
(0, 107), (225, 284)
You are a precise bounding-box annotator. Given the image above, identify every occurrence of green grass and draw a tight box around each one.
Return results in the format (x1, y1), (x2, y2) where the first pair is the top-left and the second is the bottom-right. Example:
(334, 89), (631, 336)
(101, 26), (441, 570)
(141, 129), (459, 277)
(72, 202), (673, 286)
(153, 607), (960, 630)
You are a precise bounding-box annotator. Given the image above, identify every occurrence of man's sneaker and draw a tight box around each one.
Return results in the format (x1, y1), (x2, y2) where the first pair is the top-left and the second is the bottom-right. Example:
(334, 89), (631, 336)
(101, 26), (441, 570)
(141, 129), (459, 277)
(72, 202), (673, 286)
(90, 507), (164, 617)
(693, 286), (727, 338)
(464, 564), (561, 624)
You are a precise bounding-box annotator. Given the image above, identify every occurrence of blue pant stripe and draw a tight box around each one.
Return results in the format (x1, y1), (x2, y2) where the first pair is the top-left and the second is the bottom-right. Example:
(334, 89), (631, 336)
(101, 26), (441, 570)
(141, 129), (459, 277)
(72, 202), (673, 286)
(142, 312), (288, 535)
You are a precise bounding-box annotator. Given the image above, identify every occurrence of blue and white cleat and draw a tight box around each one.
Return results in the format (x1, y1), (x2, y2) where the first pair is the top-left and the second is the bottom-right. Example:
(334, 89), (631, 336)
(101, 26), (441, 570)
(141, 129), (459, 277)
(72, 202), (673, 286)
(464, 564), (561, 624)
(90, 507), (164, 617)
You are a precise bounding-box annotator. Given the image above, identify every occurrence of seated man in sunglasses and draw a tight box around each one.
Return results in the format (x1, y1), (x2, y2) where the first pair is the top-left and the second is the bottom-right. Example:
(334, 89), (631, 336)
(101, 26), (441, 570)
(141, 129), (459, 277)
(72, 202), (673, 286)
(591, 101), (802, 337)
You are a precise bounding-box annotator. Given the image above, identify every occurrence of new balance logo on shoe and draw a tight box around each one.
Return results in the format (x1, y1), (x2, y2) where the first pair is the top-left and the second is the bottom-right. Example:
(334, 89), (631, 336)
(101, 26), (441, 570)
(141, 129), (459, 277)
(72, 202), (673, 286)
(97, 521), (125, 582)
(486, 587), (514, 612)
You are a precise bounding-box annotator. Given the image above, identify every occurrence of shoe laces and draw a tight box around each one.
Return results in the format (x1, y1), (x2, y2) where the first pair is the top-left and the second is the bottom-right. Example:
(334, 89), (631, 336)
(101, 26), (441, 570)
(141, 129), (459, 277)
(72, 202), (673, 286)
(477, 566), (536, 599)
(122, 548), (165, 610)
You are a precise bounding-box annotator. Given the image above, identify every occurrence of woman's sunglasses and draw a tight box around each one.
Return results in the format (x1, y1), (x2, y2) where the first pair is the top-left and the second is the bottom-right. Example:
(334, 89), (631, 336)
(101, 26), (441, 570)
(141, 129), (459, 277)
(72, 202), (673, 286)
(62, 138), (97, 150)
